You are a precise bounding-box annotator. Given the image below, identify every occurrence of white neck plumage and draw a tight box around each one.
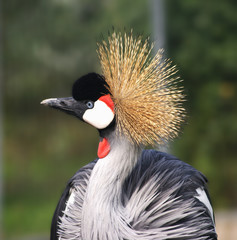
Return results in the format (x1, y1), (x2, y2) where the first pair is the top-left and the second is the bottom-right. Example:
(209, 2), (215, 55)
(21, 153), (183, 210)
(81, 133), (141, 240)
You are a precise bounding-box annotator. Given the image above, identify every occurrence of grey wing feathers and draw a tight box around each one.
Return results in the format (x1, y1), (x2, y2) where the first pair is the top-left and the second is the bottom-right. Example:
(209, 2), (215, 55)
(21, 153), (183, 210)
(122, 150), (217, 239)
(51, 159), (98, 240)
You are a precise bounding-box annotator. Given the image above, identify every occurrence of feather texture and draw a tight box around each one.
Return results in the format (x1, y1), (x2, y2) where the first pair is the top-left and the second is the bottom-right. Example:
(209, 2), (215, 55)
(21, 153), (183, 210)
(97, 31), (185, 145)
(56, 150), (217, 240)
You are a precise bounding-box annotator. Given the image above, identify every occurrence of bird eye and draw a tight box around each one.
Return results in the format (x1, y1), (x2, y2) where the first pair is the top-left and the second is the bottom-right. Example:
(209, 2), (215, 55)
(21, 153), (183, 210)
(86, 101), (94, 109)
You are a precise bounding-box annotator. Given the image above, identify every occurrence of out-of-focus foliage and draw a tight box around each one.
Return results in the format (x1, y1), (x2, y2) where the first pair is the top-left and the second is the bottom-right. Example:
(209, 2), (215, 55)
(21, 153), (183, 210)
(2, 0), (237, 239)
(3, 0), (150, 114)
(166, 0), (237, 209)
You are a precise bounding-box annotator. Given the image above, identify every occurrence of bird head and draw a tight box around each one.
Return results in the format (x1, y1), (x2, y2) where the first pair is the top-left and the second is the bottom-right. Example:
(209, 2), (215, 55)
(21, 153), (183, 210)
(41, 72), (115, 131)
(42, 31), (185, 150)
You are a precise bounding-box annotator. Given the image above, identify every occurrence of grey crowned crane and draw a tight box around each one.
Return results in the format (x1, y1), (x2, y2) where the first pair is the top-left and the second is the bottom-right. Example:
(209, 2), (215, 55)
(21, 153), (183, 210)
(41, 32), (217, 240)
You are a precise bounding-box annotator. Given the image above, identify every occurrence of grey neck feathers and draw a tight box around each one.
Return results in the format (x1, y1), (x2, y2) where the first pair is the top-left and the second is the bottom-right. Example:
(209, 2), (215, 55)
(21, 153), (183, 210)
(81, 134), (141, 240)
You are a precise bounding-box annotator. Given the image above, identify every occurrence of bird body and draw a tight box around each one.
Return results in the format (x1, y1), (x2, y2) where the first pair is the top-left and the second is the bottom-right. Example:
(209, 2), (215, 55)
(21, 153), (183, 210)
(42, 31), (217, 239)
(52, 146), (216, 240)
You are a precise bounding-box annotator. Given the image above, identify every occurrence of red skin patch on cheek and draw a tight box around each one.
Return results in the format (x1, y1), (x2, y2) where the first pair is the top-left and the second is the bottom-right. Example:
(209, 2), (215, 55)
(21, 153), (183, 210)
(97, 138), (110, 159)
(98, 95), (114, 112)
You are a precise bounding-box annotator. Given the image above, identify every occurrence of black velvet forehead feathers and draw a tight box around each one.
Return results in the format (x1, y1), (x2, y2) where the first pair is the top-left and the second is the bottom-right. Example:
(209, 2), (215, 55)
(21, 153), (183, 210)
(72, 72), (110, 101)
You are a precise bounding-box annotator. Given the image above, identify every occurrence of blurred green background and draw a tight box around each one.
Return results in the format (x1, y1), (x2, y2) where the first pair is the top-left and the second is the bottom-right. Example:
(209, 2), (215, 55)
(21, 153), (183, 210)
(1, 0), (237, 239)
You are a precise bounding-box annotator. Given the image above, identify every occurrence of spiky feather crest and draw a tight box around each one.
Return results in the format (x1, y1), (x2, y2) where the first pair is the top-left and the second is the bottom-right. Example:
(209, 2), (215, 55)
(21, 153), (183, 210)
(97, 31), (185, 146)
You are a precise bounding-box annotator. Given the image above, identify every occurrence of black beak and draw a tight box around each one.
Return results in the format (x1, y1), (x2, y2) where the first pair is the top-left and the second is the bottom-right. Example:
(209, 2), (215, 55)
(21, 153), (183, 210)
(41, 97), (86, 120)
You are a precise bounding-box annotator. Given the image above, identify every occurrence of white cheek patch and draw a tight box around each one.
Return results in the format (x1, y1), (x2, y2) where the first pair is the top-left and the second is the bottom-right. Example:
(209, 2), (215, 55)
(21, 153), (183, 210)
(83, 100), (114, 129)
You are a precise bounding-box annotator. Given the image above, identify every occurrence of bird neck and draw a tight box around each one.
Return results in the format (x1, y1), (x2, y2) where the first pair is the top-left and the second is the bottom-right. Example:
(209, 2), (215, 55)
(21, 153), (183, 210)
(89, 132), (141, 199)
(81, 133), (141, 239)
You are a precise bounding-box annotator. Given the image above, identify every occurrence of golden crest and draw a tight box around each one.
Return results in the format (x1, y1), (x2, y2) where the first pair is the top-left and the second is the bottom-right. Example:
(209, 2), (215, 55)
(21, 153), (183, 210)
(97, 31), (185, 145)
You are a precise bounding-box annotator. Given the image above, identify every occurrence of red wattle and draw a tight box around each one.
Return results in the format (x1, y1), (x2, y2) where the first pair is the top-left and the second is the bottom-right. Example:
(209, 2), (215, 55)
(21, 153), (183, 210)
(97, 138), (111, 159)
